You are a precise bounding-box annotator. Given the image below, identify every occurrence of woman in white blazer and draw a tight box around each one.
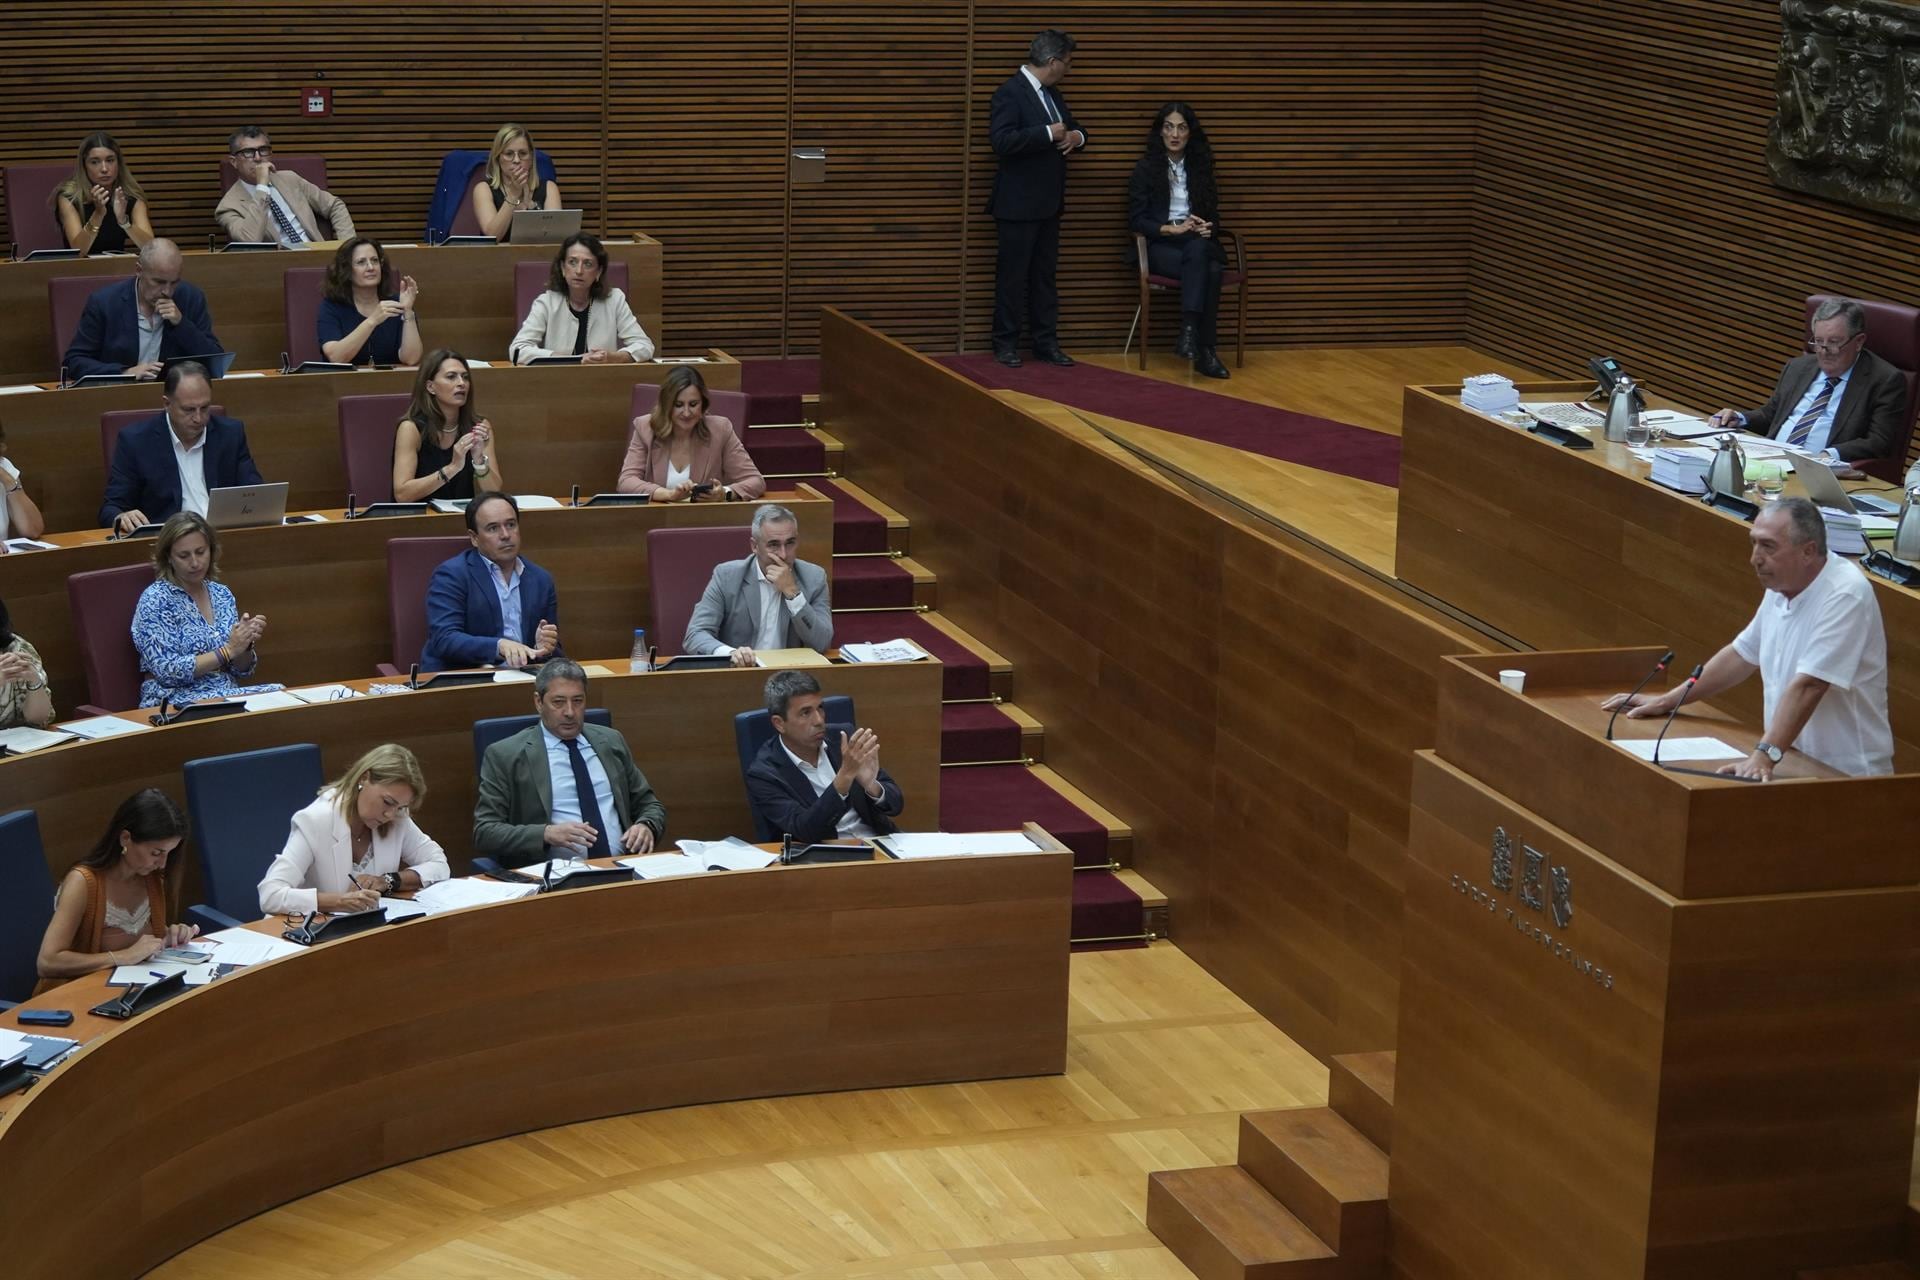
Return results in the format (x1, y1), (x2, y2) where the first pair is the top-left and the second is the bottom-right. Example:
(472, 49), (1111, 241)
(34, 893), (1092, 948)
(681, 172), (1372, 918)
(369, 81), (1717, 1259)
(258, 744), (450, 915)
(509, 233), (655, 365)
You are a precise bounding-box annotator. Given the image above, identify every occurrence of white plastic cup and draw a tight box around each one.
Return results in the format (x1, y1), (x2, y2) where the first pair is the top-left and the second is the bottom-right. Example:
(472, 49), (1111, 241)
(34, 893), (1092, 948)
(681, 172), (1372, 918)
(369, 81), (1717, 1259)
(1498, 669), (1526, 693)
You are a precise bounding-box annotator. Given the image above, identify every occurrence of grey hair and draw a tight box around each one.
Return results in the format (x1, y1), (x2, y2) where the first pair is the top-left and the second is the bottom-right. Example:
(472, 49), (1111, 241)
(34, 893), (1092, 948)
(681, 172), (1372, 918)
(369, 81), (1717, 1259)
(534, 657), (588, 696)
(1028, 28), (1075, 65)
(751, 502), (798, 539)
(137, 238), (180, 270)
(764, 669), (821, 719)
(1812, 296), (1867, 340)
(1768, 496), (1828, 555)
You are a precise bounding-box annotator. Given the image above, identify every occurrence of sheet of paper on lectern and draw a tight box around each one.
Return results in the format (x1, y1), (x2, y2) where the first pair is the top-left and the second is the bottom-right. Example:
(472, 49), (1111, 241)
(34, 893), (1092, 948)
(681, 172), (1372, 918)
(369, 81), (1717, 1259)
(1613, 737), (1744, 763)
(877, 831), (1045, 859)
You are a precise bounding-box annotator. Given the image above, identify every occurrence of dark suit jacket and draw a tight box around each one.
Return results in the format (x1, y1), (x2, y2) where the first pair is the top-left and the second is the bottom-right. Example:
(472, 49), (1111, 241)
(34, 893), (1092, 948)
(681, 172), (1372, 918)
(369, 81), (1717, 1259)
(1127, 152), (1219, 238)
(64, 277), (222, 380)
(745, 724), (903, 844)
(987, 69), (1085, 221)
(472, 722), (666, 860)
(1743, 348), (1911, 464)
(421, 547), (561, 671)
(98, 414), (263, 527)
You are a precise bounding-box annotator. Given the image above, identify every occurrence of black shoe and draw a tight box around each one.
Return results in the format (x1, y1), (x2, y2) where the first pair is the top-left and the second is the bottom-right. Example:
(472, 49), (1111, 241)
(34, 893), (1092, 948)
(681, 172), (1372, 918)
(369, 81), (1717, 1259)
(993, 347), (1023, 368)
(1173, 321), (1198, 360)
(1035, 348), (1075, 367)
(1194, 348), (1229, 379)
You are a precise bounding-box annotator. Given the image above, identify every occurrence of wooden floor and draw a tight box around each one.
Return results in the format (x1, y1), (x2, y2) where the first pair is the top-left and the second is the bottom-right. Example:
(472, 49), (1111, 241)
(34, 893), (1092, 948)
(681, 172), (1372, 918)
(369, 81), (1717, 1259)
(156, 944), (1327, 1279)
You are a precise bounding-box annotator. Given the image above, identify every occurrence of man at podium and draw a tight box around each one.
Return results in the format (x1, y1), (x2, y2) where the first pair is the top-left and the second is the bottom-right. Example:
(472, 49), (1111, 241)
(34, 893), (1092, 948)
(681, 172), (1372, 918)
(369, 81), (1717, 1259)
(1604, 498), (1892, 779)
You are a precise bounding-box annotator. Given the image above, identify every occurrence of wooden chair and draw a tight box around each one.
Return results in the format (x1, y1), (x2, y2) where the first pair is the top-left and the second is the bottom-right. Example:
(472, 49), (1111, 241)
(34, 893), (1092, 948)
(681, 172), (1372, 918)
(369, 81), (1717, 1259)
(1124, 230), (1248, 371)
(1802, 292), (1920, 483)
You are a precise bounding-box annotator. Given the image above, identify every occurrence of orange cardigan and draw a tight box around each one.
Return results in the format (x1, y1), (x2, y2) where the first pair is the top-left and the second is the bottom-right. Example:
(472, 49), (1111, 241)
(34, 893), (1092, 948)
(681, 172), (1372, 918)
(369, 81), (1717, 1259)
(616, 414), (767, 499)
(32, 865), (166, 996)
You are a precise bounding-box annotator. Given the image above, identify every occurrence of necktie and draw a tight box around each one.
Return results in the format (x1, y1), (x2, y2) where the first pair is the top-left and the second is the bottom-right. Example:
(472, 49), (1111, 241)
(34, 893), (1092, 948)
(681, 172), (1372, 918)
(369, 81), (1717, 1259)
(262, 188), (307, 246)
(562, 737), (613, 857)
(1786, 375), (1838, 447)
(1041, 89), (1060, 125)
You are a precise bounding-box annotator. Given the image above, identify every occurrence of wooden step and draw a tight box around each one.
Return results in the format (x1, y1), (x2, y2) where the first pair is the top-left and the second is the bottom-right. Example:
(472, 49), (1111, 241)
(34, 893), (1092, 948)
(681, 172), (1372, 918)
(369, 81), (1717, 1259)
(1796, 1264), (1918, 1279)
(918, 611), (1014, 701)
(1029, 763), (1133, 866)
(1238, 1109), (1387, 1268)
(824, 477), (910, 553)
(1328, 1052), (1395, 1155)
(998, 700), (1045, 761)
(1147, 1166), (1342, 1280)
(1113, 867), (1169, 939)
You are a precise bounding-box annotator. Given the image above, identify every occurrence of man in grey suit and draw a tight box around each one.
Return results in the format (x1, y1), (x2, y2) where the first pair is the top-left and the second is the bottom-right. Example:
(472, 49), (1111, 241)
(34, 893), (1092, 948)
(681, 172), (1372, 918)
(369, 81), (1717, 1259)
(473, 659), (667, 861)
(684, 502), (833, 667)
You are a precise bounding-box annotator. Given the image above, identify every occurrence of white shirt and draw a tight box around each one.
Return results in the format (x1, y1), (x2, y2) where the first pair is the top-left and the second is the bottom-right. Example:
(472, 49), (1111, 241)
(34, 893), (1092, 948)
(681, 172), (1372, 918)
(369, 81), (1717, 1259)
(542, 726), (620, 849)
(0, 458), (16, 541)
(781, 740), (876, 839)
(1019, 64), (1061, 140)
(170, 422), (210, 516)
(1168, 159), (1190, 224)
(490, 557), (525, 645)
(714, 557), (808, 657)
(1732, 551), (1893, 776)
(256, 183), (309, 247)
(665, 460), (692, 492)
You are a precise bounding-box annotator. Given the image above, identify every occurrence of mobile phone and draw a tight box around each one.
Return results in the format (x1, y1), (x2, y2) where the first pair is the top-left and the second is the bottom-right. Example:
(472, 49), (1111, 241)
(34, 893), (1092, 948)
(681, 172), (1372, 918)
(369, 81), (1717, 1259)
(155, 948), (212, 965)
(691, 482), (716, 495)
(16, 1009), (74, 1027)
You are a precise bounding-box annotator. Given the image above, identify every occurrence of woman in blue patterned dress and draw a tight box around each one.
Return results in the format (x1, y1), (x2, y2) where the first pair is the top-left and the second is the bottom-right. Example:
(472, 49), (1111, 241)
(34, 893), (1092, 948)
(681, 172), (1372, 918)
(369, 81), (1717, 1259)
(130, 512), (282, 707)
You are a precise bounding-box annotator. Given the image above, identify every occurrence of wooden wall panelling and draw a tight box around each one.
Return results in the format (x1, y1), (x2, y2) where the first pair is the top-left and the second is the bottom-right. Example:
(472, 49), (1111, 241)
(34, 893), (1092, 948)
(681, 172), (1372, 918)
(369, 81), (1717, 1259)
(0, 4), (608, 250)
(786, 3), (971, 352)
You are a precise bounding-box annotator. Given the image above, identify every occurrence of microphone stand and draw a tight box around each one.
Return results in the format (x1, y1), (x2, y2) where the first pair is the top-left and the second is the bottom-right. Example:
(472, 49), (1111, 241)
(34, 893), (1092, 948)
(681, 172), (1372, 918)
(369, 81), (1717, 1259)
(1605, 649), (1673, 741)
(1652, 665), (1762, 782)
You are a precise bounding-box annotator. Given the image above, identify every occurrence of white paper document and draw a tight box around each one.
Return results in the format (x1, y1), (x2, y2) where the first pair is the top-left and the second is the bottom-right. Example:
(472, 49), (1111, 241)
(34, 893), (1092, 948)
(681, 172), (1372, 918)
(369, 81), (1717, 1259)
(0, 725), (76, 753)
(674, 837), (777, 870)
(59, 714), (152, 740)
(0, 384), (44, 396)
(200, 927), (305, 967)
(618, 852), (708, 879)
(512, 858), (629, 883)
(840, 639), (932, 664)
(411, 877), (541, 913)
(5, 538), (57, 551)
(108, 960), (193, 986)
(1613, 736), (1745, 763)
(492, 669), (536, 683)
(287, 684), (359, 704)
(242, 691), (305, 711)
(877, 831), (1045, 859)
(377, 896), (430, 921)
(0, 1028), (78, 1061)
(514, 494), (564, 510)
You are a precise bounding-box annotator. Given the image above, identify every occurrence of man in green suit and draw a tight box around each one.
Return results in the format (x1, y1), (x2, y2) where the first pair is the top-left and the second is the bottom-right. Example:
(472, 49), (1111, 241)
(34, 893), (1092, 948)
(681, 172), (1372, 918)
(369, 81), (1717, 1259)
(473, 658), (667, 861)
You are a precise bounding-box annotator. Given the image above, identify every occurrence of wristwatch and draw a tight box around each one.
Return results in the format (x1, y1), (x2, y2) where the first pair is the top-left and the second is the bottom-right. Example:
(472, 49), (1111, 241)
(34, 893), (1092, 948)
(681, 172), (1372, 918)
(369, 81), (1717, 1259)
(385, 871), (403, 895)
(1755, 741), (1784, 765)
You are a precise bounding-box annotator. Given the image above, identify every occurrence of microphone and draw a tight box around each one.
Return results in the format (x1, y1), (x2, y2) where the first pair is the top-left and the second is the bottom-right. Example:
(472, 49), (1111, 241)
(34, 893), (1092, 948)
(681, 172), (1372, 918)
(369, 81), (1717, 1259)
(1650, 664), (1703, 770)
(570, 483), (580, 508)
(345, 490), (357, 520)
(407, 661), (421, 691)
(1606, 649), (1674, 741)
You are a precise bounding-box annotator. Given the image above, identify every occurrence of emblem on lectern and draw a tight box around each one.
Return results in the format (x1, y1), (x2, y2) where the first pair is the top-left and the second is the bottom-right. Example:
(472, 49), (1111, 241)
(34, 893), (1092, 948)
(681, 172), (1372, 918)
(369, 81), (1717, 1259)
(1520, 847), (1546, 912)
(1550, 865), (1573, 927)
(1491, 827), (1514, 892)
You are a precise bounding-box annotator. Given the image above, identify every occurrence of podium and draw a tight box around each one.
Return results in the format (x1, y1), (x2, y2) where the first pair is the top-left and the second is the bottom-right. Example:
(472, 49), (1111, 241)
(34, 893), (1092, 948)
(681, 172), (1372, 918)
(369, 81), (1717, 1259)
(1389, 648), (1920, 1279)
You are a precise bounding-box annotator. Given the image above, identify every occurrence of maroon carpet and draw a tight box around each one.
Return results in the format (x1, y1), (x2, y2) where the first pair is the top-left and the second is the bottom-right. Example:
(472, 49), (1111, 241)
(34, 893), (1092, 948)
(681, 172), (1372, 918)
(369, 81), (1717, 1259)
(831, 559), (913, 609)
(832, 612), (989, 699)
(941, 765), (1107, 869)
(1071, 874), (1149, 949)
(939, 353), (1401, 487)
(940, 703), (1022, 762)
(743, 427), (826, 475)
(810, 478), (891, 554)
(740, 358), (820, 426)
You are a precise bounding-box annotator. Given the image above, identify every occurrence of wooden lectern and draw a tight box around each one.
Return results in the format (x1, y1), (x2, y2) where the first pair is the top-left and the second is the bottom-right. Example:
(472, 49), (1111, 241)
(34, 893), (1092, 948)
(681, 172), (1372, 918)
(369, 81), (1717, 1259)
(1391, 648), (1920, 1279)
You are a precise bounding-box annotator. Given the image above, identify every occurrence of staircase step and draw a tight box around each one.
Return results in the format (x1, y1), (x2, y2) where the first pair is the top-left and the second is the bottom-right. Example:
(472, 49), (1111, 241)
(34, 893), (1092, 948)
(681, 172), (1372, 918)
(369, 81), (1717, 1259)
(1328, 1052), (1396, 1156)
(941, 764), (1112, 868)
(810, 477), (905, 554)
(833, 610), (993, 700)
(919, 612), (1014, 700)
(744, 426), (830, 476)
(739, 355), (820, 416)
(1797, 1266), (1919, 1279)
(1071, 870), (1145, 948)
(1113, 867), (1169, 939)
(1029, 763), (1132, 866)
(1239, 1109), (1387, 1267)
(941, 702), (1025, 763)
(1147, 1166), (1341, 1280)
(831, 556), (923, 609)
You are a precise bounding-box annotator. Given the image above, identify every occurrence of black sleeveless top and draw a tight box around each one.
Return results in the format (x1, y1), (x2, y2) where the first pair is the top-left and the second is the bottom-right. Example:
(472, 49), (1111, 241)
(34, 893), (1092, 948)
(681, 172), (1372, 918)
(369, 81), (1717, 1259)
(411, 424), (475, 501)
(66, 196), (140, 254)
(487, 180), (553, 241)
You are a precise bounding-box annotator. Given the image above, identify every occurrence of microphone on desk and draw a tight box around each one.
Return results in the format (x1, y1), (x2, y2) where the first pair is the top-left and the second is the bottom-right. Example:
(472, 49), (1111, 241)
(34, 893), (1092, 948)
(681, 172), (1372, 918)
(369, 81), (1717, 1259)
(407, 661), (421, 691)
(1650, 664), (1702, 770)
(346, 491), (357, 520)
(1605, 649), (1674, 741)
(570, 483), (580, 508)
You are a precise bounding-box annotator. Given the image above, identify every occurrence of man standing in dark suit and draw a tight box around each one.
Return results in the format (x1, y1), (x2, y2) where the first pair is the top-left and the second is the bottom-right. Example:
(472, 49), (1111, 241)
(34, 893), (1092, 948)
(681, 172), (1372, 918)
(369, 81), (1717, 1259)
(988, 28), (1086, 368)
(1707, 296), (1912, 468)
(64, 239), (222, 381)
(420, 492), (562, 671)
(746, 671), (904, 844)
(98, 360), (262, 534)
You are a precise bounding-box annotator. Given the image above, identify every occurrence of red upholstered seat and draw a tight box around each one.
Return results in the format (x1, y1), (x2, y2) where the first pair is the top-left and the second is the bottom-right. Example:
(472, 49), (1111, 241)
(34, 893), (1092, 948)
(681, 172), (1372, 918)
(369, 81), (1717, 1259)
(627, 382), (748, 431)
(4, 163), (72, 255)
(1803, 292), (1920, 481)
(67, 563), (153, 712)
(101, 405), (225, 470)
(384, 536), (469, 674)
(49, 273), (133, 372)
(1127, 230), (1250, 372)
(283, 267), (327, 367)
(512, 259), (632, 329)
(645, 525), (753, 657)
(338, 393), (410, 507)
(214, 155), (328, 205)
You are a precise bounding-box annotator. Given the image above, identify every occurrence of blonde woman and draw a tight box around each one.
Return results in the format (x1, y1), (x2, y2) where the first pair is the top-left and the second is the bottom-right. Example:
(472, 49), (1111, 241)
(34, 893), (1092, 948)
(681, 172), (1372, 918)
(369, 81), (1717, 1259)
(52, 131), (154, 256)
(130, 511), (279, 708)
(618, 366), (764, 501)
(469, 124), (561, 241)
(257, 744), (450, 916)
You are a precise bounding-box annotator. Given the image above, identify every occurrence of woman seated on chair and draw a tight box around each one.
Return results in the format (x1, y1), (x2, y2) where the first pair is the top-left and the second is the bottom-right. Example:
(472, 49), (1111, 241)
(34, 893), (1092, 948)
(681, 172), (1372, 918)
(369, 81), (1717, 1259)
(0, 594), (53, 729)
(317, 237), (423, 367)
(131, 512), (281, 709)
(391, 350), (506, 503)
(469, 123), (563, 242)
(258, 743), (449, 916)
(1127, 101), (1229, 380)
(0, 421), (47, 543)
(52, 131), (155, 257)
(510, 233), (654, 365)
(617, 366), (765, 502)
(37, 789), (198, 983)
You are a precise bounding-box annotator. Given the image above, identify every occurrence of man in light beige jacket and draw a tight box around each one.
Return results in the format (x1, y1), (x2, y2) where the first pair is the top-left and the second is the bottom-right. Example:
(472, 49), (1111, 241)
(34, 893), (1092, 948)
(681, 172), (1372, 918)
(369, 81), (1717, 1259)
(214, 125), (354, 245)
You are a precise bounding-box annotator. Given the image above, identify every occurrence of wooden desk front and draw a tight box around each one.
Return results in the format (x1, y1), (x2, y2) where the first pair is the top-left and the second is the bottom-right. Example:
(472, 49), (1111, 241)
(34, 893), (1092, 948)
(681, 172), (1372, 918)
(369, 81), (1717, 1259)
(0, 845), (1068, 1277)
(1396, 382), (1920, 769)
(0, 356), (741, 536)
(0, 238), (663, 385)
(4, 490), (829, 715)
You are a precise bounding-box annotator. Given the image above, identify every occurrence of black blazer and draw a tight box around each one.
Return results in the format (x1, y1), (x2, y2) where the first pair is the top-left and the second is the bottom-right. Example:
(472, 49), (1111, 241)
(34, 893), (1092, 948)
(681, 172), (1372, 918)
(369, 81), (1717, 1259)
(987, 70), (1085, 221)
(64, 277), (221, 380)
(98, 414), (263, 527)
(745, 724), (903, 843)
(1741, 348), (1911, 465)
(1127, 153), (1219, 239)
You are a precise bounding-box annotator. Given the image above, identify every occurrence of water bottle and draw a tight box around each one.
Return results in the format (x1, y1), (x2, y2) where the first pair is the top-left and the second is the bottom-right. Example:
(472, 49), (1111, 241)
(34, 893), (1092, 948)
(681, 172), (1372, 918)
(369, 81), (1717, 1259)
(628, 628), (650, 674)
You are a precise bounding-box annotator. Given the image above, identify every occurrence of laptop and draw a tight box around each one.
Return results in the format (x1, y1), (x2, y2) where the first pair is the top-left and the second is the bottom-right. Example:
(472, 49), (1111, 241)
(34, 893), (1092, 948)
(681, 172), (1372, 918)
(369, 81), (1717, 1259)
(509, 209), (583, 244)
(163, 351), (238, 379)
(1787, 455), (1862, 514)
(205, 481), (289, 530)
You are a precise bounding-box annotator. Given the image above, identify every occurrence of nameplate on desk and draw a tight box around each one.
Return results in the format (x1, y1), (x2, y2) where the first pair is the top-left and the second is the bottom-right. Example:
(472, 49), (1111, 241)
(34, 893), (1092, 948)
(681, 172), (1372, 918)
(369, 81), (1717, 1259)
(408, 668), (499, 690)
(150, 698), (250, 727)
(1525, 420), (1594, 450)
(576, 492), (649, 507)
(283, 361), (354, 375)
(282, 906), (391, 947)
(219, 241), (279, 253)
(346, 502), (430, 519)
(67, 374), (137, 388)
(436, 235), (497, 247)
(527, 355), (584, 366)
(1702, 491), (1759, 521)
(18, 248), (80, 262)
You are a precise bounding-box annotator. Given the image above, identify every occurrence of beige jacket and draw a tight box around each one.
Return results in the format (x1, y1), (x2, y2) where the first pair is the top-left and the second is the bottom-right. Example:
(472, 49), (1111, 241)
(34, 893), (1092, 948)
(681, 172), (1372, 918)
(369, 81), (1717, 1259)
(215, 170), (355, 243)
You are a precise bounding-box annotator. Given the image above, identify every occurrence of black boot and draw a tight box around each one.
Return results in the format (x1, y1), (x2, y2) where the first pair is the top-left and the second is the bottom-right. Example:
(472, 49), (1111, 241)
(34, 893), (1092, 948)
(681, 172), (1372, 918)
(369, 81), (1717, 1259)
(1173, 314), (1199, 360)
(1195, 347), (1229, 379)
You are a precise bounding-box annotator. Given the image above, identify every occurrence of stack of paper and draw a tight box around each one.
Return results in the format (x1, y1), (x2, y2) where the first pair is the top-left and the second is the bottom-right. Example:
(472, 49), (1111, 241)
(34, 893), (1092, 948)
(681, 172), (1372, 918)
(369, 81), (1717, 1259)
(410, 876), (541, 913)
(1461, 374), (1519, 414)
(0, 725), (75, 754)
(60, 715), (151, 740)
(618, 852), (708, 878)
(876, 831), (1045, 859)
(1820, 506), (1868, 556)
(675, 837), (778, 869)
(841, 639), (932, 664)
(1649, 448), (1712, 495)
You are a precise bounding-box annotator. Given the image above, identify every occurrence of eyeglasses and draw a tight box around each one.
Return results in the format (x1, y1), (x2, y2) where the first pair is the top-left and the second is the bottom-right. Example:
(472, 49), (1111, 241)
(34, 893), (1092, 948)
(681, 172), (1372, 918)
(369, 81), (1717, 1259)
(231, 146), (273, 161)
(1806, 335), (1862, 355)
(1161, 122), (1190, 134)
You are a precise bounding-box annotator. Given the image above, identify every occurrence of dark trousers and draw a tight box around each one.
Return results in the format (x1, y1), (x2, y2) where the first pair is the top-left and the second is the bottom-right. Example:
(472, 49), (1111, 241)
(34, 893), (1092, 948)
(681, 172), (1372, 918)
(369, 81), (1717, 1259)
(1148, 234), (1226, 345)
(993, 215), (1061, 352)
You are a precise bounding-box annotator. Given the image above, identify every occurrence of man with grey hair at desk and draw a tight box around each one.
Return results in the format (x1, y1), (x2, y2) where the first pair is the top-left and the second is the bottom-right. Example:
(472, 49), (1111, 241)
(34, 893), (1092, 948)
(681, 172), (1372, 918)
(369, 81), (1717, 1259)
(1602, 497), (1892, 779)
(684, 502), (833, 667)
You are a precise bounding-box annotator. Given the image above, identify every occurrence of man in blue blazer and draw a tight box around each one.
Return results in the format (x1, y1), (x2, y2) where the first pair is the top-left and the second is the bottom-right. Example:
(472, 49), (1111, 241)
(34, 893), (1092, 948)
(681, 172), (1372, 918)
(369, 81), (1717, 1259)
(421, 492), (562, 672)
(64, 239), (222, 381)
(746, 671), (904, 844)
(988, 29), (1086, 369)
(99, 361), (263, 534)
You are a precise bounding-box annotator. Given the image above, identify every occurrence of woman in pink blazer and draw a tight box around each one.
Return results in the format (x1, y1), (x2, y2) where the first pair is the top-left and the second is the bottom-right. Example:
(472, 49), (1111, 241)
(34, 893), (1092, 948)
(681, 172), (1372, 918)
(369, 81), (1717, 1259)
(616, 366), (766, 502)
